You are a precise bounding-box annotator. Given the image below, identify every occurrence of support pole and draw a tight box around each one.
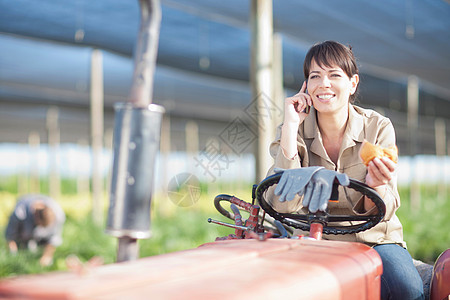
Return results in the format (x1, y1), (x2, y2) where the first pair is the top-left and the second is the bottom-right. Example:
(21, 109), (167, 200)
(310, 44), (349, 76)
(272, 32), (284, 133)
(128, 0), (161, 108)
(90, 49), (104, 225)
(435, 118), (447, 202)
(76, 139), (90, 196)
(407, 76), (419, 156)
(250, 0), (274, 182)
(158, 114), (171, 214)
(161, 114), (171, 193)
(407, 75), (420, 210)
(186, 120), (199, 171)
(104, 129), (114, 202)
(28, 131), (40, 194)
(46, 107), (60, 199)
(18, 146), (28, 195)
(117, 237), (139, 262)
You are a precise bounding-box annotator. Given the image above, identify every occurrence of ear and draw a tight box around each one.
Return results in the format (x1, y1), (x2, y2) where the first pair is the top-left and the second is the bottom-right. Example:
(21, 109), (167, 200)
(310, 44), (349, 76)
(350, 74), (359, 95)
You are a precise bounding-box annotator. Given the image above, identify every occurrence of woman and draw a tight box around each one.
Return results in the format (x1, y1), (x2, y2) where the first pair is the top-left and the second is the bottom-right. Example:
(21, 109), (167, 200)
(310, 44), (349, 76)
(268, 41), (424, 300)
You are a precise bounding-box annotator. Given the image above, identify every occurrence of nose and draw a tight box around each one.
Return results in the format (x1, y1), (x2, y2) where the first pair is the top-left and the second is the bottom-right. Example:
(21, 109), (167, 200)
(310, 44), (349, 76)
(320, 76), (331, 88)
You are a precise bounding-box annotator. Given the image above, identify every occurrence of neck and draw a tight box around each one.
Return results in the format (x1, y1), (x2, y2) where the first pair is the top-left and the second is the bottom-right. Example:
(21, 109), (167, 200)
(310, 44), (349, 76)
(317, 105), (349, 141)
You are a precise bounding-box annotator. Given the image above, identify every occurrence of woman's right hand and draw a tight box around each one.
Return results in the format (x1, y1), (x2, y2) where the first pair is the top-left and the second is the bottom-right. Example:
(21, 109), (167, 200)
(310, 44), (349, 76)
(284, 81), (312, 126)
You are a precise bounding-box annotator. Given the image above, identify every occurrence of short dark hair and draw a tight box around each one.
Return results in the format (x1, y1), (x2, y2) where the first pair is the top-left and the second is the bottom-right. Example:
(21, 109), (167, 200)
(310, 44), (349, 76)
(34, 204), (55, 227)
(303, 41), (359, 102)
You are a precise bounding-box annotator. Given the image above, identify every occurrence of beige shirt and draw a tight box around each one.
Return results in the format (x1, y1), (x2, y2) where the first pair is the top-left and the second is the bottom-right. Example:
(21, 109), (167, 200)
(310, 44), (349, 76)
(267, 104), (406, 247)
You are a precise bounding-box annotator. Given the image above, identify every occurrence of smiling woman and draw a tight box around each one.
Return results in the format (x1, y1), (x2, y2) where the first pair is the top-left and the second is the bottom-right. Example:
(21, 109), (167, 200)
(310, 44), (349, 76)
(306, 61), (359, 117)
(266, 41), (425, 300)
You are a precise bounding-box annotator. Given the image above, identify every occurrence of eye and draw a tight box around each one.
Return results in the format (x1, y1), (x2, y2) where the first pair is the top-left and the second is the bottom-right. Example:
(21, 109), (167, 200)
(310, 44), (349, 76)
(331, 73), (341, 77)
(309, 75), (319, 79)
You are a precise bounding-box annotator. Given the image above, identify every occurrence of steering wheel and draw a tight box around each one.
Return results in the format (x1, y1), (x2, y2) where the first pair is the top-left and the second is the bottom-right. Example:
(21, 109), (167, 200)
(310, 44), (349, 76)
(256, 172), (386, 235)
(214, 194), (293, 237)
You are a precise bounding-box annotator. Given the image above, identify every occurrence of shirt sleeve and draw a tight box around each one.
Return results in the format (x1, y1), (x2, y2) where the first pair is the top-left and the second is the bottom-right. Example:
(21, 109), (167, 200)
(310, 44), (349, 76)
(48, 201), (66, 247)
(374, 118), (400, 221)
(267, 124), (304, 176)
(5, 210), (20, 241)
(48, 226), (64, 247)
(264, 124), (305, 213)
(5, 200), (31, 241)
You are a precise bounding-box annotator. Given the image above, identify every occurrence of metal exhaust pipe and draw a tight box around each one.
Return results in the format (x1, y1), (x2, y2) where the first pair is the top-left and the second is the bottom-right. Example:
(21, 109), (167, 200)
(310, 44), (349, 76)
(106, 0), (163, 262)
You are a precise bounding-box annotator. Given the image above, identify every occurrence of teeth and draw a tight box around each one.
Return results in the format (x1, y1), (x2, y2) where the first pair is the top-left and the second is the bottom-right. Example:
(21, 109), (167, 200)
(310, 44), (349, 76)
(318, 94), (334, 100)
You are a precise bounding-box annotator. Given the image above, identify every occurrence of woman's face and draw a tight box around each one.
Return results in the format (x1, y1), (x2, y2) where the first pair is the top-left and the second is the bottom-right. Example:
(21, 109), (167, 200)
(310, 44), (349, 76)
(307, 59), (359, 114)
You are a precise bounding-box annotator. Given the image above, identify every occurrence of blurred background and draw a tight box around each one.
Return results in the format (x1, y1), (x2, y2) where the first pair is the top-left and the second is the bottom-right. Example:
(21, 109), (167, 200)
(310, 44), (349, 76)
(0, 0), (449, 276)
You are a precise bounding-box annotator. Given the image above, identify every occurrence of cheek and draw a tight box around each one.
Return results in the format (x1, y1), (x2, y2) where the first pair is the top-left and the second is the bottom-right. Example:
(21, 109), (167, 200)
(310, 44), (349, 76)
(306, 82), (317, 94)
(338, 82), (353, 95)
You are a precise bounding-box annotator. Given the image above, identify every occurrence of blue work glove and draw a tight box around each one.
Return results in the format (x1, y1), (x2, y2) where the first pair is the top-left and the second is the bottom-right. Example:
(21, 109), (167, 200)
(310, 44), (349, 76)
(274, 167), (324, 202)
(302, 169), (350, 213)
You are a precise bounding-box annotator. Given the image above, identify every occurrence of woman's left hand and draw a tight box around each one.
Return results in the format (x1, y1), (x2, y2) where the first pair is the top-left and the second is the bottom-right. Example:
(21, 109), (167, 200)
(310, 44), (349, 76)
(365, 157), (396, 188)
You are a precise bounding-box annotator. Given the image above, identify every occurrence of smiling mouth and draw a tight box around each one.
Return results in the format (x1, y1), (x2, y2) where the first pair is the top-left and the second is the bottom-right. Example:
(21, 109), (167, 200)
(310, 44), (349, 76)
(317, 94), (335, 101)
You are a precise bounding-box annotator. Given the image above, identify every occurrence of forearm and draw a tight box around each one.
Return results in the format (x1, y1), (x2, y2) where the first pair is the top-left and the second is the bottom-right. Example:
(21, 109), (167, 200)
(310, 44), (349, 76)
(364, 185), (386, 212)
(280, 82), (309, 160)
(42, 244), (56, 258)
(280, 122), (300, 160)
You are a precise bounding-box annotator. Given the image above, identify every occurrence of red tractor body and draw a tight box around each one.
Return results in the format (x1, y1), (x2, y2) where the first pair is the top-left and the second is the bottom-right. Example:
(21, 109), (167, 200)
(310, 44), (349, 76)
(0, 238), (382, 299)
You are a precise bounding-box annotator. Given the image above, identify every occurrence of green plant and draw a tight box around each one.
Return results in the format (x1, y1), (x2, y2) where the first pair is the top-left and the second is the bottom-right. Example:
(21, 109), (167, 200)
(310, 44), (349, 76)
(397, 184), (450, 264)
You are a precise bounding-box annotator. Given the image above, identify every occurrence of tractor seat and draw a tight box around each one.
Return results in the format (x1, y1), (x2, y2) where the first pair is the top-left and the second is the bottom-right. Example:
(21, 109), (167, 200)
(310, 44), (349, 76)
(413, 259), (432, 300)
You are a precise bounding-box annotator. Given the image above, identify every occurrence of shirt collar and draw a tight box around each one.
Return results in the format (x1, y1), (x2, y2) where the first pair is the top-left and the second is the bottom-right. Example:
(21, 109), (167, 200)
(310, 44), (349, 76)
(303, 106), (327, 160)
(303, 104), (365, 143)
(346, 104), (365, 143)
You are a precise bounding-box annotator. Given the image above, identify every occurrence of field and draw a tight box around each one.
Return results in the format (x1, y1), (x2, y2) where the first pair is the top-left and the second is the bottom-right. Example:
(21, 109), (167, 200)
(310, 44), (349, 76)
(0, 182), (448, 278)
